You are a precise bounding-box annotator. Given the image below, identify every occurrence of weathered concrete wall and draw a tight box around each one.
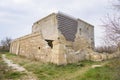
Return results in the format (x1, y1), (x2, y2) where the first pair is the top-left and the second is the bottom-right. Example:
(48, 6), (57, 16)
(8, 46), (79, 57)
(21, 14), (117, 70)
(10, 32), (89, 65)
(77, 19), (94, 49)
(85, 51), (120, 61)
(51, 33), (87, 64)
(73, 33), (90, 51)
(10, 33), (53, 62)
(51, 39), (67, 65)
(10, 40), (20, 55)
(10, 32), (69, 65)
(11, 12), (115, 65)
(10, 32), (120, 65)
(32, 13), (58, 40)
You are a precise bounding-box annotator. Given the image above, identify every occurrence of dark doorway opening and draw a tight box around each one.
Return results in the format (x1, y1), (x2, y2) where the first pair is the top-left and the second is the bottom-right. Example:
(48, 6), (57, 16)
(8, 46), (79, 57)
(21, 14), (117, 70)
(45, 40), (53, 48)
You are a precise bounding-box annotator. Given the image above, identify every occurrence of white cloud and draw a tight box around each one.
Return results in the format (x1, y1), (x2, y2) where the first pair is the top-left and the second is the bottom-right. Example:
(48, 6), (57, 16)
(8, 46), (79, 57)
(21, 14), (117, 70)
(12, 0), (29, 4)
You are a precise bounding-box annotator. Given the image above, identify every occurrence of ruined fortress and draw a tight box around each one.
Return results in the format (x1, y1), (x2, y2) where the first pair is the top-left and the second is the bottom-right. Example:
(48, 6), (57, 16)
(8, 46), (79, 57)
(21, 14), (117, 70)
(10, 12), (118, 65)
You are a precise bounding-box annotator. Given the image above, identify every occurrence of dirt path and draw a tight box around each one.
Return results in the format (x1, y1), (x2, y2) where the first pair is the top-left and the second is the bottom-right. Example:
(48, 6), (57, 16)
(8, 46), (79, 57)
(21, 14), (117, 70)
(2, 54), (26, 72)
(2, 54), (38, 80)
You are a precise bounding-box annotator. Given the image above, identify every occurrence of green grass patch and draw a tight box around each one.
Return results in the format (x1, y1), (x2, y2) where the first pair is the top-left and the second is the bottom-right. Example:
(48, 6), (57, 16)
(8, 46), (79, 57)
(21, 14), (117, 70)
(23, 63), (83, 80)
(0, 50), (9, 53)
(78, 66), (113, 80)
(72, 58), (120, 80)
(5, 71), (26, 79)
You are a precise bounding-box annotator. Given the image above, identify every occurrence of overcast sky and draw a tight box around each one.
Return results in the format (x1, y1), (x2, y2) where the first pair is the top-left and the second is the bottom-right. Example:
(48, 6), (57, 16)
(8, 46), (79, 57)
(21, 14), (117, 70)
(0, 0), (115, 46)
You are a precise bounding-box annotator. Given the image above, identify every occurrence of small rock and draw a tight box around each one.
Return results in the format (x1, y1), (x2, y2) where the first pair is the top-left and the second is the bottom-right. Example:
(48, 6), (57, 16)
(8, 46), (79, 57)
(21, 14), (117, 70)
(91, 65), (102, 68)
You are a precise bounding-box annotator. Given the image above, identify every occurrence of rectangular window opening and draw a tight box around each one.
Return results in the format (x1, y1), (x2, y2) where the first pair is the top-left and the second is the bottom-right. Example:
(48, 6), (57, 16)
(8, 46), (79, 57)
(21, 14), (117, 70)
(45, 40), (53, 48)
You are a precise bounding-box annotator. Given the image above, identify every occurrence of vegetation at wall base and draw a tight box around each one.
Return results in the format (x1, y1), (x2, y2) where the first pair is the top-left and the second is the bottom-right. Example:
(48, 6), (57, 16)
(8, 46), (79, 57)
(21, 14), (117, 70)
(4, 51), (120, 80)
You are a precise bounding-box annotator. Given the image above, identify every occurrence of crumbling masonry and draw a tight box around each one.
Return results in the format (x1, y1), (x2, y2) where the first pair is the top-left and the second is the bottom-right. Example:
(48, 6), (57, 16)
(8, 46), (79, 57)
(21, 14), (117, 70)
(10, 12), (119, 65)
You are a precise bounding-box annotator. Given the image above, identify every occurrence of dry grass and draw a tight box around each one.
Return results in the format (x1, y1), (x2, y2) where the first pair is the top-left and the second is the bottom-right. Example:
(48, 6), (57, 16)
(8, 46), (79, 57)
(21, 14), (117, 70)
(5, 52), (120, 80)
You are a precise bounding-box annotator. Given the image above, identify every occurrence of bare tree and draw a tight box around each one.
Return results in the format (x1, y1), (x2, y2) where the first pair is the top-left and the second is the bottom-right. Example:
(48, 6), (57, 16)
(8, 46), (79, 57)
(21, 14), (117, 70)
(113, 0), (120, 10)
(103, 0), (120, 49)
(0, 37), (12, 50)
(95, 45), (117, 53)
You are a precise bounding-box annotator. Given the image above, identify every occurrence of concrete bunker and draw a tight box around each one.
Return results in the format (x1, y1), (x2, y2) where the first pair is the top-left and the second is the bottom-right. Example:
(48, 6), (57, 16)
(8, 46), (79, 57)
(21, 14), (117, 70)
(10, 12), (95, 65)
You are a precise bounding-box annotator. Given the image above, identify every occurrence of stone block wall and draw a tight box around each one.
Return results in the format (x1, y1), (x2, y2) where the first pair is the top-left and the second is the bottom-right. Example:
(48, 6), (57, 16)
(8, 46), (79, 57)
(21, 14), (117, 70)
(10, 32), (120, 65)
(10, 12), (120, 65)
(77, 19), (94, 49)
(10, 40), (19, 55)
(10, 32), (53, 62)
(73, 33), (90, 51)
